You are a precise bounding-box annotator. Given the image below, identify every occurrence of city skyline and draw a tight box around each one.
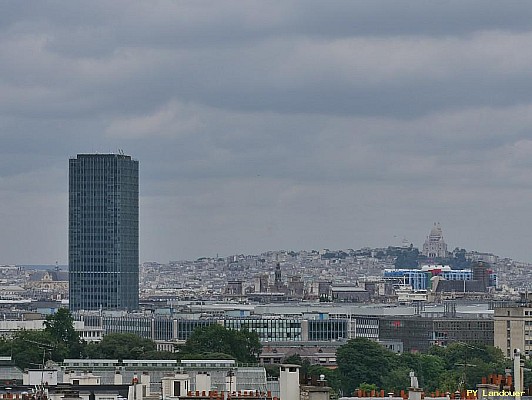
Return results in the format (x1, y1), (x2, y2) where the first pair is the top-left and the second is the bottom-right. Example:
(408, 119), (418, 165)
(3, 2), (532, 264)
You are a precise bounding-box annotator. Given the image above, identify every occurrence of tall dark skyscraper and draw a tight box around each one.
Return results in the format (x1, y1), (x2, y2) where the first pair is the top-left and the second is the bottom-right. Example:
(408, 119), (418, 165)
(69, 153), (139, 311)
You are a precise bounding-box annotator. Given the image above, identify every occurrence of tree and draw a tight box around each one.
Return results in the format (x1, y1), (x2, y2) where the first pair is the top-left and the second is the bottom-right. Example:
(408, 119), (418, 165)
(178, 325), (261, 363)
(282, 353), (305, 367)
(264, 364), (280, 378)
(44, 308), (82, 359)
(438, 370), (462, 392)
(44, 308), (78, 344)
(394, 247), (420, 269)
(450, 248), (471, 269)
(95, 333), (158, 360)
(142, 349), (177, 360)
(358, 383), (378, 392)
(381, 366), (411, 392)
(335, 339), (508, 394)
(428, 343), (508, 390)
(336, 338), (396, 394)
(0, 330), (55, 370)
(417, 354), (446, 392)
(388, 352), (446, 392)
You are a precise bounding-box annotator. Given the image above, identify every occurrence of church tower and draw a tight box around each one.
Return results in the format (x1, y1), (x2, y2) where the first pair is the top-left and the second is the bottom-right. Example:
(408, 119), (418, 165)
(422, 222), (448, 259)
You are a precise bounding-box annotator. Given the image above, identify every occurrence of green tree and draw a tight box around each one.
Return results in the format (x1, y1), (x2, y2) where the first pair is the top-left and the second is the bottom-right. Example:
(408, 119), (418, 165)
(394, 246), (420, 269)
(417, 354), (446, 392)
(264, 364), (280, 378)
(142, 349), (177, 360)
(283, 353), (304, 365)
(390, 352), (445, 392)
(357, 383), (378, 392)
(438, 370), (461, 393)
(44, 308), (83, 359)
(336, 338), (396, 394)
(381, 366), (411, 392)
(450, 248), (470, 269)
(523, 359), (532, 388)
(179, 325), (261, 363)
(0, 330), (55, 370)
(95, 333), (158, 359)
(44, 308), (78, 344)
(428, 343), (507, 390)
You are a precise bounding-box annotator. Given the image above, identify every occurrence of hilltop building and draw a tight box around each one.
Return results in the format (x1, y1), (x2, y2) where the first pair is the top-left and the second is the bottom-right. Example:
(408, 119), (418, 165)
(69, 153), (139, 311)
(422, 223), (448, 258)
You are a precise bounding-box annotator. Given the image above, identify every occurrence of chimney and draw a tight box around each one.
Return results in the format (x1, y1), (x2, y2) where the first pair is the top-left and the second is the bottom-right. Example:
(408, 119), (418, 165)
(196, 372), (212, 393)
(280, 365), (300, 400)
(141, 372), (151, 396)
(114, 370), (123, 385)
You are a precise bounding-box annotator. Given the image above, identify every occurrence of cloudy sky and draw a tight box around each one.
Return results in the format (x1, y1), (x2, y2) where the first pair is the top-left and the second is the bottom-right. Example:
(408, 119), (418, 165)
(3, 1), (532, 264)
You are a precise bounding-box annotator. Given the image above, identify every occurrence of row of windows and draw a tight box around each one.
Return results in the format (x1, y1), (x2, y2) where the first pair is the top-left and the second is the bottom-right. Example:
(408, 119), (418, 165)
(356, 327), (379, 335)
(354, 318), (379, 325)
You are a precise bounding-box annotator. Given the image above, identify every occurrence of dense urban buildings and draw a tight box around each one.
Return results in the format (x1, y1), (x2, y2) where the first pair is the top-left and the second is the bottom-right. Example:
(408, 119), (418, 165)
(0, 239), (530, 400)
(1, 227), (530, 367)
(68, 153), (139, 311)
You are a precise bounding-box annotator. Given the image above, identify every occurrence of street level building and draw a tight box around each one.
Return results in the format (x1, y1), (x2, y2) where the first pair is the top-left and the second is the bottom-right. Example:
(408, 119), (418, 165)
(69, 153), (139, 311)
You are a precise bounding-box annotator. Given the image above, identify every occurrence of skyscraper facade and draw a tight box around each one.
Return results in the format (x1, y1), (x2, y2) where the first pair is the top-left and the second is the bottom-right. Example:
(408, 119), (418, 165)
(69, 153), (139, 311)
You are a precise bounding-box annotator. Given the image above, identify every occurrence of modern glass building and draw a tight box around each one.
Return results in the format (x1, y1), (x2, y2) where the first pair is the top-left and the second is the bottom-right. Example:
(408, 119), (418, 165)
(224, 318), (302, 341)
(69, 153), (139, 311)
(383, 267), (497, 291)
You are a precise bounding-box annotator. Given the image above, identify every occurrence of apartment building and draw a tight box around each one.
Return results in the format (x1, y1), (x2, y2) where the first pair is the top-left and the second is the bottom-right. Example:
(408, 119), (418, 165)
(494, 303), (532, 358)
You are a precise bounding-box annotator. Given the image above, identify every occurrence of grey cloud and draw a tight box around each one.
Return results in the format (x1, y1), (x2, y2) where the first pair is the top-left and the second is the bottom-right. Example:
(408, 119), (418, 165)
(5, 11), (532, 122)
(5, 1), (532, 51)
(3, 1), (532, 263)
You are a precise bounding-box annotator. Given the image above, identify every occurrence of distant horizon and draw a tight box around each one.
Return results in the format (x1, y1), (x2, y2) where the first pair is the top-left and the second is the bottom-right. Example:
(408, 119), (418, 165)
(7, 243), (517, 268)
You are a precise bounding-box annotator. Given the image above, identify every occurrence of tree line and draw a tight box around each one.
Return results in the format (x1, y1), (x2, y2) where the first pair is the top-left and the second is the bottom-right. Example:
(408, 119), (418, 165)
(0, 309), (261, 370)
(0, 310), (510, 396)
(253, 338), (508, 397)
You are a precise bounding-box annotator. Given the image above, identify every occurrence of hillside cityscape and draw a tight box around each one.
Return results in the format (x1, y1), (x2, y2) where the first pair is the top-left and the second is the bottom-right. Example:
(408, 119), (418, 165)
(1, 211), (532, 400)
(0, 154), (531, 400)
(4, 2), (532, 400)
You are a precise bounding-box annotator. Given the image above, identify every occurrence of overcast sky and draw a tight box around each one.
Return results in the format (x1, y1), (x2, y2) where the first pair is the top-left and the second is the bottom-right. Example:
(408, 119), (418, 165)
(3, 1), (532, 264)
